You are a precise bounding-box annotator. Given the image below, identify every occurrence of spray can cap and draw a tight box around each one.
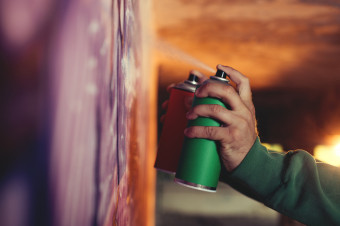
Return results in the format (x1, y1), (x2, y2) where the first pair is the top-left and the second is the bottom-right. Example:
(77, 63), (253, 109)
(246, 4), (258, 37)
(209, 69), (229, 83)
(215, 69), (227, 79)
(175, 73), (199, 92)
(188, 73), (199, 83)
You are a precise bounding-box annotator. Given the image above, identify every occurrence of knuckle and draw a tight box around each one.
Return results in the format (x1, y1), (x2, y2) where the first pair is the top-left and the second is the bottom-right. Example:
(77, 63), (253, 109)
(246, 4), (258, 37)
(210, 104), (222, 114)
(233, 129), (243, 140)
(203, 82), (214, 90)
(205, 126), (217, 138)
(230, 67), (238, 74)
(222, 85), (234, 95)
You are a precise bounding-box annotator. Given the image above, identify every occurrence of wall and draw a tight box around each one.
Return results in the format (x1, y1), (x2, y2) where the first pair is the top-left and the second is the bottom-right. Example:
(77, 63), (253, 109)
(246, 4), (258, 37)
(0, 0), (156, 225)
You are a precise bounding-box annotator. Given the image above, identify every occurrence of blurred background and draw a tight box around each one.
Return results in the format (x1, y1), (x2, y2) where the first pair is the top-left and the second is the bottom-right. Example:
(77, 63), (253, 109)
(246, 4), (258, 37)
(0, 0), (340, 225)
(154, 0), (340, 226)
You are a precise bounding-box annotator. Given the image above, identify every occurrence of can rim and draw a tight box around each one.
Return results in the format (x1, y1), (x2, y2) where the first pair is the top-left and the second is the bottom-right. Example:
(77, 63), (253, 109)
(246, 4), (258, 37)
(174, 178), (217, 192)
(175, 82), (197, 93)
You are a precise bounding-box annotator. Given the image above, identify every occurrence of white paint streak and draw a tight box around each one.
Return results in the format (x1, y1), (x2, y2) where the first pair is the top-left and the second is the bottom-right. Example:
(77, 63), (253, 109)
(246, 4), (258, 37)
(86, 83), (98, 95)
(100, 40), (108, 56)
(88, 20), (100, 34)
(88, 57), (98, 69)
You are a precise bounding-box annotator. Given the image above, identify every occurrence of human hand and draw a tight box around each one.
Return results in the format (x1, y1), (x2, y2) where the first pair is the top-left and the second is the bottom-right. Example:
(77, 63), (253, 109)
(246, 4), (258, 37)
(184, 65), (257, 172)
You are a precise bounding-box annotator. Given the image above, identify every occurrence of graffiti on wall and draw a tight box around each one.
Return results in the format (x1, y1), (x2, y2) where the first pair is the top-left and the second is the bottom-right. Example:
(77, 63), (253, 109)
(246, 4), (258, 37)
(0, 0), (155, 225)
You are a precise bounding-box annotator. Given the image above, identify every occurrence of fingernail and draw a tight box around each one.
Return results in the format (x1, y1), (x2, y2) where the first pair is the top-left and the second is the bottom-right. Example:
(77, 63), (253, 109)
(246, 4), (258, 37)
(217, 64), (227, 69)
(186, 111), (193, 119)
(183, 128), (191, 137)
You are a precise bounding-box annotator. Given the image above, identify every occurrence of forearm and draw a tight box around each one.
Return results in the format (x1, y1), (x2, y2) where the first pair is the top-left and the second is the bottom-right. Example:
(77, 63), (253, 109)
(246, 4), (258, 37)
(221, 138), (340, 225)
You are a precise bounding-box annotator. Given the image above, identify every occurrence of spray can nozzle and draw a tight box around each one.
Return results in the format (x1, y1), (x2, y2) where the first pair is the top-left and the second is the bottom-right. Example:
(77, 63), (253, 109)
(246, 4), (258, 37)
(209, 69), (229, 83)
(188, 73), (199, 83)
(215, 69), (227, 79)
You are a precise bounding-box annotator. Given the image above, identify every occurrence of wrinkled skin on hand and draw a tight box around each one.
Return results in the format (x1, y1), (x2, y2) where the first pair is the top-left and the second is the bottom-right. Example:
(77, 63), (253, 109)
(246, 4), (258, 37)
(184, 65), (257, 172)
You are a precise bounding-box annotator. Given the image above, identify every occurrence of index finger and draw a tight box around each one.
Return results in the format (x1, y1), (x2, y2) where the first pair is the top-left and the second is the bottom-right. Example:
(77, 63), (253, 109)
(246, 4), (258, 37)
(217, 65), (253, 110)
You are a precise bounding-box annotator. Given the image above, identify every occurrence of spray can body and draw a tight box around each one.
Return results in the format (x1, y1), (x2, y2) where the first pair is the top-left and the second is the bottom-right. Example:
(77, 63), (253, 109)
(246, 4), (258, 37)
(154, 74), (199, 174)
(175, 70), (230, 192)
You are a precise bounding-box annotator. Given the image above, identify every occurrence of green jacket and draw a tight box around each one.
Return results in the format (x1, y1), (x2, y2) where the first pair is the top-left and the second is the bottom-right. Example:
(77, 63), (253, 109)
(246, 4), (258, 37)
(222, 138), (340, 226)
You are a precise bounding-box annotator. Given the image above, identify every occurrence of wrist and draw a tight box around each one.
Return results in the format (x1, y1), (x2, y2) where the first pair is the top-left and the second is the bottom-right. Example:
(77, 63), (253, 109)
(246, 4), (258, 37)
(221, 136), (257, 172)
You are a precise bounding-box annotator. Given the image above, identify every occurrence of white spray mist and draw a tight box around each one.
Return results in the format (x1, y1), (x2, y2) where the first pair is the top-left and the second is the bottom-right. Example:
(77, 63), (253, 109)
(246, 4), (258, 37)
(153, 39), (215, 74)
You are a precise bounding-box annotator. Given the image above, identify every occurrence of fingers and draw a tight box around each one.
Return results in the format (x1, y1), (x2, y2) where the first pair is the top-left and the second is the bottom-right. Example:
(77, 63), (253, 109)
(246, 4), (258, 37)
(186, 104), (235, 126)
(195, 82), (245, 112)
(184, 126), (231, 142)
(216, 65), (253, 112)
(183, 65), (257, 172)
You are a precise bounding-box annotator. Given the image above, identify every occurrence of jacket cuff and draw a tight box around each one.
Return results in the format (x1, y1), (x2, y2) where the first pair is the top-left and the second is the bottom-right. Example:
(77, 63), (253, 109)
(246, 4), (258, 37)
(223, 137), (284, 203)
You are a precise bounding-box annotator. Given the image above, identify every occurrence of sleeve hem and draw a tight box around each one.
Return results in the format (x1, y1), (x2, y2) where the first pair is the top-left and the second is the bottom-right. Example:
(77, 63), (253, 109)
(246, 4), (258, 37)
(229, 137), (268, 178)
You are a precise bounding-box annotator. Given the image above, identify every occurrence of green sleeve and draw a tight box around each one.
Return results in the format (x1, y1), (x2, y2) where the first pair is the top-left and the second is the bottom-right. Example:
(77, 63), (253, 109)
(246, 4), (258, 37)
(221, 137), (340, 225)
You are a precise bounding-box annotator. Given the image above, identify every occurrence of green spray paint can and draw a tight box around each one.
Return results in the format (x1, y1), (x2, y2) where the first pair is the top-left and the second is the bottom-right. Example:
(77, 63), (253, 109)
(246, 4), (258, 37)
(174, 69), (230, 192)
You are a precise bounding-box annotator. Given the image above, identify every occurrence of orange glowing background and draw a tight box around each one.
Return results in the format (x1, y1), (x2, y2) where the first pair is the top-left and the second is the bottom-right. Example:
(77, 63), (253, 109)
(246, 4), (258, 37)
(314, 135), (340, 167)
(153, 1), (340, 225)
(153, 0), (340, 89)
(153, 0), (340, 152)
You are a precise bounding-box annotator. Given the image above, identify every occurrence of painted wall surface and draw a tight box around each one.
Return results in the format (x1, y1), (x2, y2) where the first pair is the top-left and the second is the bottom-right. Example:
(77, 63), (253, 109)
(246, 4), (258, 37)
(0, 0), (156, 225)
